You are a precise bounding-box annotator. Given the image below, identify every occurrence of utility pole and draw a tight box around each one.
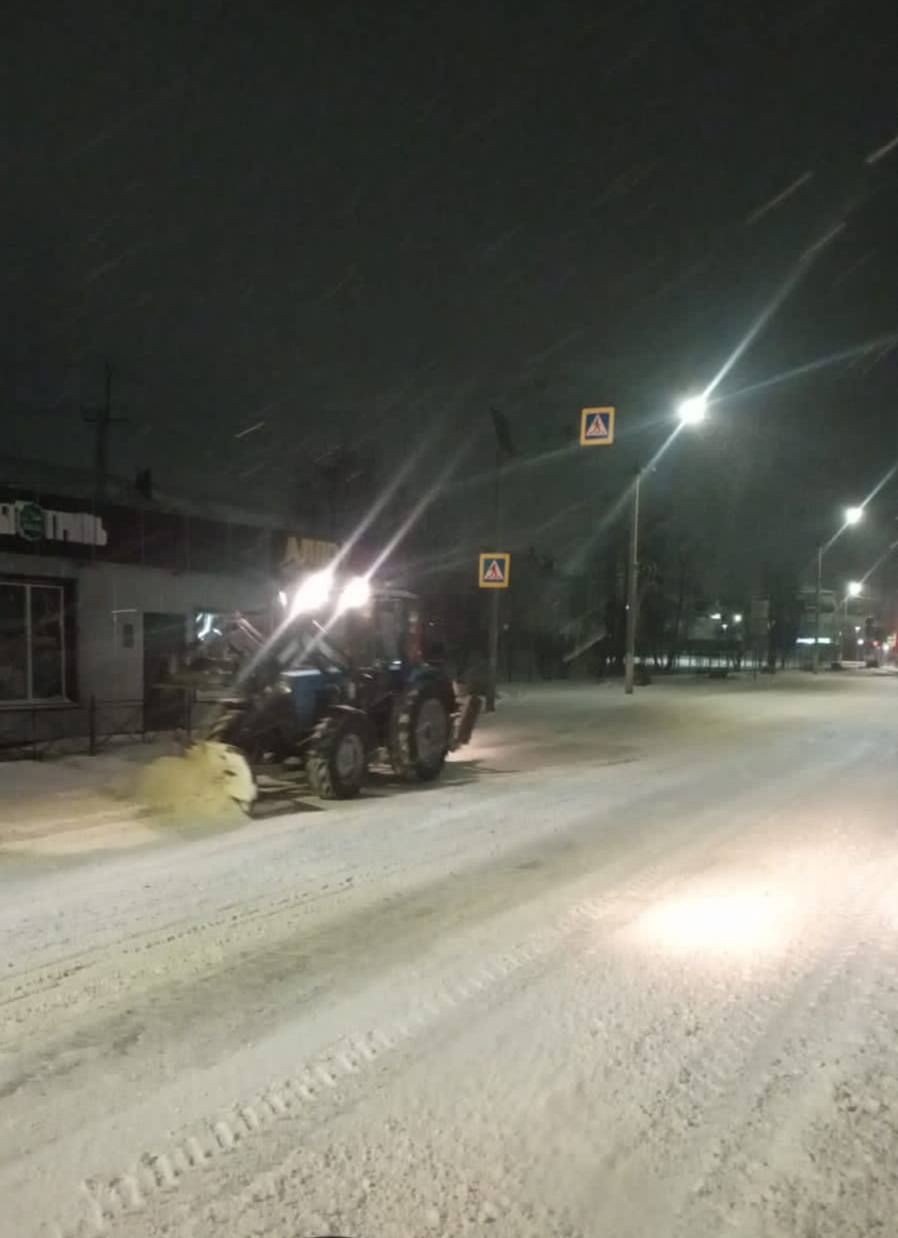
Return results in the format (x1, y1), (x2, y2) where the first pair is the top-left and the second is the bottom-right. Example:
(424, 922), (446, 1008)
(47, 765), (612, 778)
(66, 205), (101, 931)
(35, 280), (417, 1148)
(82, 362), (126, 503)
(624, 468), (641, 695)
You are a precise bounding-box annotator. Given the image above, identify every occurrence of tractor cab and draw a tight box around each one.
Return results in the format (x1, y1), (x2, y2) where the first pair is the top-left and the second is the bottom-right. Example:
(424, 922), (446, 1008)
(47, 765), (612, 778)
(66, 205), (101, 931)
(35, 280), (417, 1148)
(276, 572), (421, 667)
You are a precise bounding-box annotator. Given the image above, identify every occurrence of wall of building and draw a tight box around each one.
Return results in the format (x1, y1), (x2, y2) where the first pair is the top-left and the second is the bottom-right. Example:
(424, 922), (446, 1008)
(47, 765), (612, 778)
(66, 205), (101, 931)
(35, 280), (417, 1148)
(76, 559), (271, 701)
(0, 550), (271, 704)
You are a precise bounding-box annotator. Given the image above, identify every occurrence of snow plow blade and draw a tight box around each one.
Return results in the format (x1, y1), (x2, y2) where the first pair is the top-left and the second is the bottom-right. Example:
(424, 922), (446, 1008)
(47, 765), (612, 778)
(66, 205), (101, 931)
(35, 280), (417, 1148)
(450, 693), (482, 750)
(137, 741), (257, 820)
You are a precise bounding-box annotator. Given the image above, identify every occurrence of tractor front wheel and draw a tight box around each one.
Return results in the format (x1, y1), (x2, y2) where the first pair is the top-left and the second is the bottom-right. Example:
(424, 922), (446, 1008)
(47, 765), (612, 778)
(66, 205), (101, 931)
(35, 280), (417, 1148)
(306, 710), (368, 799)
(390, 681), (452, 783)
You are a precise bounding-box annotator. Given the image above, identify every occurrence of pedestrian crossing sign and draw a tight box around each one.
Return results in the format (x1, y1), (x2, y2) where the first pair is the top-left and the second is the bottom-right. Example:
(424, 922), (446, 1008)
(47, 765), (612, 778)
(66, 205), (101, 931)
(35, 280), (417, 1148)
(478, 552), (511, 589)
(580, 406), (615, 446)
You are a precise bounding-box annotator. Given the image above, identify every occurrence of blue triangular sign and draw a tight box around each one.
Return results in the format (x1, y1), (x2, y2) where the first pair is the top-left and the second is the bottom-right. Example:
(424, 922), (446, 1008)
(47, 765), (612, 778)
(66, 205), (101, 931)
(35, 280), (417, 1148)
(484, 558), (505, 583)
(585, 412), (609, 438)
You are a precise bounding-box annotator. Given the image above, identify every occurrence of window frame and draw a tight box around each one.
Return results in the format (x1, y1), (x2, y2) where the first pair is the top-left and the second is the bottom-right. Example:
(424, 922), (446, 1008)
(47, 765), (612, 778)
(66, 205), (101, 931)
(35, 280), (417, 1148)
(0, 578), (69, 704)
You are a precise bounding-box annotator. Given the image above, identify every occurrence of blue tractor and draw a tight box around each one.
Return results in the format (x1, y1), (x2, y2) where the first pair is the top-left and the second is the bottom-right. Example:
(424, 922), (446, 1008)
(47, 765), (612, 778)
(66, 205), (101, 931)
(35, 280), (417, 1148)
(181, 571), (481, 811)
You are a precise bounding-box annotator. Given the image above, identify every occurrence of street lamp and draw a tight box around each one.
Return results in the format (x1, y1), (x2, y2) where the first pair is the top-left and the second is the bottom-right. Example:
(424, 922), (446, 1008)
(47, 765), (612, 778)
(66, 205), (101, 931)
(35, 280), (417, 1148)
(624, 396), (707, 694)
(847, 580), (863, 597)
(813, 506), (863, 672)
(676, 394), (708, 425)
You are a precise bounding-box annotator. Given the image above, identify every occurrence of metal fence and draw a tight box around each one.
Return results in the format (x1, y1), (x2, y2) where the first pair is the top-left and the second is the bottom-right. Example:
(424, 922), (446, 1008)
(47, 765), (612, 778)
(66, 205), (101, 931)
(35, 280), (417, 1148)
(0, 691), (200, 760)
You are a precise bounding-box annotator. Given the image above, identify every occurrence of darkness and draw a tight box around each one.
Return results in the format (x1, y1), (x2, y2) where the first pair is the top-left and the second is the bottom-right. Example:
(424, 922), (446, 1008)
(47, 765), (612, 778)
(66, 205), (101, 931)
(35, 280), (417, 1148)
(3, 1), (898, 595)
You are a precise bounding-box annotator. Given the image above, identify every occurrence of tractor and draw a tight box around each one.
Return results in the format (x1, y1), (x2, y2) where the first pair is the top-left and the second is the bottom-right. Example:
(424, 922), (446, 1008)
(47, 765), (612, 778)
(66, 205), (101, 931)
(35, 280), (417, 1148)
(149, 569), (481, 814)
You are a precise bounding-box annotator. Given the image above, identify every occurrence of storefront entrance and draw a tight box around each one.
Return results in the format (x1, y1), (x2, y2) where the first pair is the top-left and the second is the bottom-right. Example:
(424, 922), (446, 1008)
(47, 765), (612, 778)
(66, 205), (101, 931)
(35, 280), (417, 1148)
(142, 611), (186, 730)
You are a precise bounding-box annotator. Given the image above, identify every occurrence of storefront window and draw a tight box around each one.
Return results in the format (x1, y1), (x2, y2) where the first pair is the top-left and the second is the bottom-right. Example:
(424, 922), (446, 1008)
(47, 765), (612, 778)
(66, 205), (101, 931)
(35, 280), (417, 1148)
(0, 584), (28, 701)
(30, 586), (64, 698)
(0, 581), (66, 702)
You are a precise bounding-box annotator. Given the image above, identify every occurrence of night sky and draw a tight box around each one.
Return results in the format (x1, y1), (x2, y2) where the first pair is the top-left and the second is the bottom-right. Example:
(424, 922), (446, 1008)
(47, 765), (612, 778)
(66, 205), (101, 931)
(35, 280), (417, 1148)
(4, 2), (898, 594)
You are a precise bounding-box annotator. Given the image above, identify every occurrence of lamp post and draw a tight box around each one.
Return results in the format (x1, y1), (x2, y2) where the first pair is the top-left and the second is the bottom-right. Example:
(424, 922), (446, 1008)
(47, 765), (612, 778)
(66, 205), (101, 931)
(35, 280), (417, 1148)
(813, 505), (863, 672)
(623, 393), (708, 695)
(623, 468), (642, 694)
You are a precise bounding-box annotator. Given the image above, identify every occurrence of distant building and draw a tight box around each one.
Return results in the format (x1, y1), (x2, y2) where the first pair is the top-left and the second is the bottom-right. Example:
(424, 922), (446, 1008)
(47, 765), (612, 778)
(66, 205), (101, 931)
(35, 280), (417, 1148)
(795, 587), (839, 654)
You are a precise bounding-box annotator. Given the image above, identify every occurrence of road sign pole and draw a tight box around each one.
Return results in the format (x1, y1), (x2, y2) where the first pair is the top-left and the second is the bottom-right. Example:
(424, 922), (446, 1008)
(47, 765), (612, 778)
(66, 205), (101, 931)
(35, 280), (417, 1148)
(486, 590), (500, 712)
(579, 405), (618, 682)
(813, 543), (822, 673)
(486, 450), (502, 712)
(624, 469), (641, 695)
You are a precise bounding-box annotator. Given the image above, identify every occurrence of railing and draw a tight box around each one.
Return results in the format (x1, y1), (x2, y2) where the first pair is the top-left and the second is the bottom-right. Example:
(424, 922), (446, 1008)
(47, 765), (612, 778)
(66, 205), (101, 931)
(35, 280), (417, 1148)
(0, 690), (202, 760)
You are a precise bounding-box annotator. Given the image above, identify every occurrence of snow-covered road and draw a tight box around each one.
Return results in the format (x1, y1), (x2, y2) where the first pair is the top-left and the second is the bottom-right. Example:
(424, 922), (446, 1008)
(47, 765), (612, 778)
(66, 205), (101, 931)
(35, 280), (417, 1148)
(3, 675), (898, 1238)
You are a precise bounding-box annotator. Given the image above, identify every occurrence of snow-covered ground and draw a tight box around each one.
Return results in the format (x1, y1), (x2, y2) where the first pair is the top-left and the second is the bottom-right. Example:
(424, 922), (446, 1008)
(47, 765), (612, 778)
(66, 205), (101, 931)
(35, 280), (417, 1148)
(0, 737), (179, 857)
(2, 673), (898, 1237)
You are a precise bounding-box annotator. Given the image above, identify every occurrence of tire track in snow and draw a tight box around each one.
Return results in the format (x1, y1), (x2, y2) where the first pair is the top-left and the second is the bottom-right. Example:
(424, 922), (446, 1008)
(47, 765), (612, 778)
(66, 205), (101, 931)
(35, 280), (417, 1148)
(45, 797), (746, 1238)
(10, 733), (881, 1236)
(0, 876), (357, 1016)
(52, 895), (614, 1236)
(45, 798), (844, 1238)
(2, 746), (816, 1086)
(578, 848), (898, 1237)
(671, 871), (898, 1237)
(2, 734), (835, 1012)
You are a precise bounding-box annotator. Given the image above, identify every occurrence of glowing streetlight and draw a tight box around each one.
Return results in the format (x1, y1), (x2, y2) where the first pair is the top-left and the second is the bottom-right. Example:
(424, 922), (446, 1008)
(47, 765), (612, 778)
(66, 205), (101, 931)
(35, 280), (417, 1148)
(847, 580), (862, 597)
(677, 394), (708, 425)
(844, 505), (864, 526)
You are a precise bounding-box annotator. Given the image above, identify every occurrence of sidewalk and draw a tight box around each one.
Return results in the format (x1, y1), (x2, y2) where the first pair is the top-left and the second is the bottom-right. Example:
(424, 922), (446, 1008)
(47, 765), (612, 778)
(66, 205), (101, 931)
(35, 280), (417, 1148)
(0, 739), (178, 858)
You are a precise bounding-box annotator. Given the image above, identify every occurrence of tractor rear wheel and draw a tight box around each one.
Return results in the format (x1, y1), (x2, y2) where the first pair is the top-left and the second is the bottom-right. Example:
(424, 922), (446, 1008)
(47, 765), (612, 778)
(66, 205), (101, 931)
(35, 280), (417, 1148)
(306, 710), (368, 800)
(389, 680), (452, 783)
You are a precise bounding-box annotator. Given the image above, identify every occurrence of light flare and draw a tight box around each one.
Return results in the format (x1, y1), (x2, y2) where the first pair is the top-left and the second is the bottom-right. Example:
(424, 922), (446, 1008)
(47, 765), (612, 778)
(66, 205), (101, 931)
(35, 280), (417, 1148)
(723, 329), (898, 404)
(289, 568), (334, 616)
(337, 575), (371, 613)
(704, 221), (846, 401)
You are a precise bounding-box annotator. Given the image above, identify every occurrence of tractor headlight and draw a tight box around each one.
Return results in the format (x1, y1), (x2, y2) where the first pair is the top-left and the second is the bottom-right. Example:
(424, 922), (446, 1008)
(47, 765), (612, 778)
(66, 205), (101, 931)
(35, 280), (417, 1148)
(337, 575), (371, 613)
(290, 569), (334, 616)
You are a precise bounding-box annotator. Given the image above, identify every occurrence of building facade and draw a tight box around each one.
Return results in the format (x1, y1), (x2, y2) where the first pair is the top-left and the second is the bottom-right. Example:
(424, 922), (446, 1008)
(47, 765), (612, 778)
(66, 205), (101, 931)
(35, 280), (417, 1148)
(0, 483), (333, 732)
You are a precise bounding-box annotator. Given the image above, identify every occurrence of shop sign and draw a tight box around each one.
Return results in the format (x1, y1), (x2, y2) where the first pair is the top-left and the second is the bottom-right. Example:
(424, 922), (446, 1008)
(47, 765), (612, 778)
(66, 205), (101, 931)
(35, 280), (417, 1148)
(0, 500), (108, 548)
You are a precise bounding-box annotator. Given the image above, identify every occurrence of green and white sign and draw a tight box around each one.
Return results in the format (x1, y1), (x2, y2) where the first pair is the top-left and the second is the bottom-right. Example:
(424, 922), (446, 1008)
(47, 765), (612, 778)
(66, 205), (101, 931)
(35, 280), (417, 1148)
(0, 500), (108, 548)
(16, 501), (46, 541)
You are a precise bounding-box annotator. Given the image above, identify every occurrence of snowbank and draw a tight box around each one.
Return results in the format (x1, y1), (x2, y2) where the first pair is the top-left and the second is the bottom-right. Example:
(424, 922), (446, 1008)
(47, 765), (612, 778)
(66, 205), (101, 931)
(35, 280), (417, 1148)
(0, 738), (179, 856)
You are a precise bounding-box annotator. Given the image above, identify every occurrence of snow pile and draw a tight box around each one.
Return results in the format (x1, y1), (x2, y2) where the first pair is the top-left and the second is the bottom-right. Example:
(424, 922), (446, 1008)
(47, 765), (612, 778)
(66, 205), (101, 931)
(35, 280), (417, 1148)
(137, 742), (255, 822)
